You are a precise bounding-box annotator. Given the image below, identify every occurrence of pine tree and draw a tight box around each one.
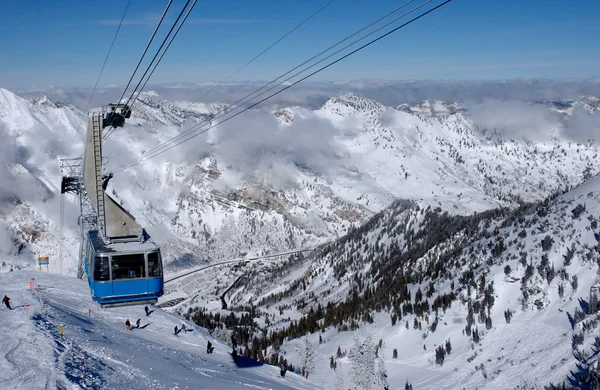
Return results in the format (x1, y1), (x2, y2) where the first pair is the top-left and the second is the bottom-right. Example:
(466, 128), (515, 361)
(445, 339), (452, 355)
(435, 345), (446, 366)
(415, 288), (423, 303)
(466, 299), (474, 334)
(336, 345), (343, 358)
(589, 290), (599, 314)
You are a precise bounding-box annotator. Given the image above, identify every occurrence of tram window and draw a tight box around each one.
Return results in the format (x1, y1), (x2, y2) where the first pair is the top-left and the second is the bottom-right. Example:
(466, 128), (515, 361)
(93, 256), (110, 281)
(148, 252), (162, 277)
(112, 253), (146, 279)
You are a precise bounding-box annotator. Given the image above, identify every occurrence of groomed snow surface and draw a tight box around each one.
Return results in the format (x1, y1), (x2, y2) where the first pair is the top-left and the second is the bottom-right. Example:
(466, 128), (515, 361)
(0, 271), (320, 390)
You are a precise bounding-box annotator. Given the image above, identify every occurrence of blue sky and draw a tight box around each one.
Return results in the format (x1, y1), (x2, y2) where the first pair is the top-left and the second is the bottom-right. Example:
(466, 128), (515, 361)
(0, 0), (598, 89)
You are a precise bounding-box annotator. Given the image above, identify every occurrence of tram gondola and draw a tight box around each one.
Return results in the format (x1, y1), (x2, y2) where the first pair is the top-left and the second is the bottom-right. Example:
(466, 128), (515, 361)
(73, 103), (164, 307)
(84, 230), (164, 306)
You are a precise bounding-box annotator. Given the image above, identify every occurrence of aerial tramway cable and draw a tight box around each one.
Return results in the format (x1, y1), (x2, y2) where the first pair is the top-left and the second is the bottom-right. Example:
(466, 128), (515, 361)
(122, 0), (196, 108)
(103, 0), (175, 142)
(107, 0), (338, 166)
(112, 0), (450, 173)
(67, 0), (132, 155)
(128, 0), (198, 110)
(181, 0), (337, 112)
(104, 0), (197, 141)
(116, 0), (174, 107)
(108, 0), (421, 170)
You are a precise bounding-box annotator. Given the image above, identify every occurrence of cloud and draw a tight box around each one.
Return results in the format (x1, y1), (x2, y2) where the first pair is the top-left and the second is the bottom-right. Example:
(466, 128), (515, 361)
(0, 123), (50, 212)
(17, 79), (600, 113)
(468, 100), (561, 142)
(562, 106), (600, 142)
(210, 110), (342, 189)
(0, 221), (14, 255)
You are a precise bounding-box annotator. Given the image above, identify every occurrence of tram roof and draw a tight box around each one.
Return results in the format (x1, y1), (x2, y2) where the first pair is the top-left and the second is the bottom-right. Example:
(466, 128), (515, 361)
(87, 230), (159, 254)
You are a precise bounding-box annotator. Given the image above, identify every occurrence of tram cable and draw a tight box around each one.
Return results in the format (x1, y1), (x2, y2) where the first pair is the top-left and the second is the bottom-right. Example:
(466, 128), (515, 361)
(108, 0), (421, 169)
(116, 0), (174, 107)
(122, 0), (197, 108)
(112, 0), (451, 173)
(128, 0), (198, 110)
(180, 0), (337, 112)
(111, 0), (441, 172)
(102, 0), (175, 142)
(67, 0), (132, 155)
(107, 0), (338, 166)
(104, 0), (197, 141)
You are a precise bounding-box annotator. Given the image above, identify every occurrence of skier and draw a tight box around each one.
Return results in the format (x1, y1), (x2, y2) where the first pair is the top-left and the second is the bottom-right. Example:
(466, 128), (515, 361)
(2, 295), (11, 310)
(207, 341), (214, 354)
(136, 319), (141, 328)
(181, 324), (186, 332)
(125, 319), (131, 331)
(280, 364), (287, 377)
(174, 325), (179, 335)
(59, 324), (65, 338)
(145, 306), (150, 316)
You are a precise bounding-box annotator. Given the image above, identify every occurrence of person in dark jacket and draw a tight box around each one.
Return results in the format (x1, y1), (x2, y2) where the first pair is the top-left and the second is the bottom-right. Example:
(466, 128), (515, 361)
(207, 341), (214, 354)
(174, 325), (179, 335)
(125, 319), (131, 331)
(145, 306), (149, 316)
(2, 295), (11, 310)
(136, 319), (141, 328)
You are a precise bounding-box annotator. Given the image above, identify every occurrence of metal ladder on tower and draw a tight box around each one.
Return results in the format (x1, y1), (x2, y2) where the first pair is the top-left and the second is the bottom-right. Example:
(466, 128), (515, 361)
(91, 113), (106, 236)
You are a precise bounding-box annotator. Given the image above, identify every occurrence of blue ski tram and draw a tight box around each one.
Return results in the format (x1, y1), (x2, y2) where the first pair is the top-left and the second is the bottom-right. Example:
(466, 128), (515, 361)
(68, 104), (165, 307)
(84, 230), (164, 307)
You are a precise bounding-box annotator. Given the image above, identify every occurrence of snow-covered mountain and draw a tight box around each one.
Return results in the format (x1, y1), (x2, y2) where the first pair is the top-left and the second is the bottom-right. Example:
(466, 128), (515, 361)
(1, 87), (599, 274)
(2, 85), (600, 388)
(173, 174), (600, 389)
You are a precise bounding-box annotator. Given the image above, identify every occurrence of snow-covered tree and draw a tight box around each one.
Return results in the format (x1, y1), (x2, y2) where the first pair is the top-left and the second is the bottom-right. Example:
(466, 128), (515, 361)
(349, 333), (377, 389)
(296, 337), (315, 377)
(334, 362), (345, 390)
(376, 348), (389, 390)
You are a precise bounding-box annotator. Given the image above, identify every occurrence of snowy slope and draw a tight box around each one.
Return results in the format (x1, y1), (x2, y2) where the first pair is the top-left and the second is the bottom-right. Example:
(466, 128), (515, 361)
(0, 270), (320, 390)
